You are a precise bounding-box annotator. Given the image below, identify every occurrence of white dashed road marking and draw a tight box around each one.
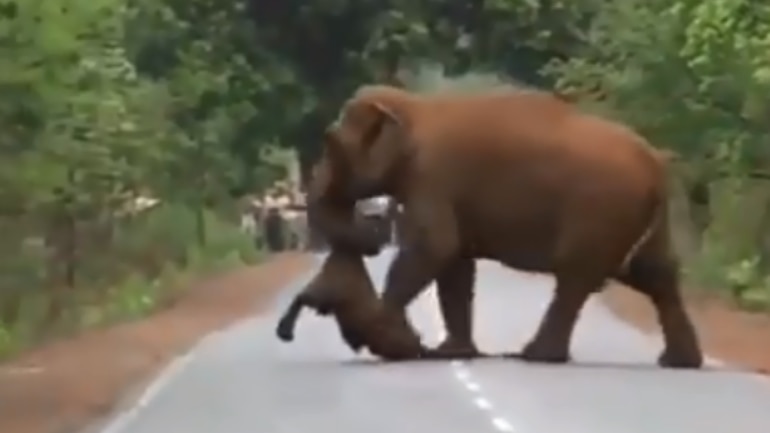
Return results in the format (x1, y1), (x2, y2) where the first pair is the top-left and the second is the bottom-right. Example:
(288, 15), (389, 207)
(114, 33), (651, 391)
(474, 396), (493, 410)
(465, 380), (481, 392)
(448, 359), (516, 431)
(432, 295), (517, 432)
(454, 368), (470, 382)
(492, 416), (515, 432)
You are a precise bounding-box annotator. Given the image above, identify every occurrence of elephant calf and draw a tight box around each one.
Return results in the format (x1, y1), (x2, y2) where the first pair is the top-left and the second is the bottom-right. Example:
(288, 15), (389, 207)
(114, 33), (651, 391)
(275, 246), (425, 360)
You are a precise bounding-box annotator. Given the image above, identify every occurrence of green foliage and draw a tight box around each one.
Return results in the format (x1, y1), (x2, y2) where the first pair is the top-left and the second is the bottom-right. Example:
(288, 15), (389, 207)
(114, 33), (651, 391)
(541, 0), (770, 310)
(245, 0), (595, 170)
(544, 0), (770, 165)
(0, 204), (261, 359)
(0, 0), (277, 359)
(400, 62), (519, 94)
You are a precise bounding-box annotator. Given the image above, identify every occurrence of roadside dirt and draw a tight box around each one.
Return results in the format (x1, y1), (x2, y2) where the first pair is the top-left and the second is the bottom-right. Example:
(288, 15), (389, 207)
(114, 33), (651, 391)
(602, 283), (770, 375)
(0, 252), (314, 433)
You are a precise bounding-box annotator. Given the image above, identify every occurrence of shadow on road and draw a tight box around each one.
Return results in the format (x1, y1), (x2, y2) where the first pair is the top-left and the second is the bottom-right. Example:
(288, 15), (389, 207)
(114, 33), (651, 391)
(337, 353), (749, 375)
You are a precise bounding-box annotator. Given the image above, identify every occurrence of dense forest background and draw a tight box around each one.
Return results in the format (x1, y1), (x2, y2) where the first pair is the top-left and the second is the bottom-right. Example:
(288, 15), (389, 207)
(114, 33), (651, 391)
(1, 0), (768, 357)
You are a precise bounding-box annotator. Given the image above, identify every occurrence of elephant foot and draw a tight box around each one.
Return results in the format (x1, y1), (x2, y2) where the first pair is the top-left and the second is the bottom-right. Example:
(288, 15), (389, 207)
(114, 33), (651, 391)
(426, 337), (481, 360)
(275, 319), (294, 342)
(365, 308), (425, 361)
(367, 333), (424, 361)
(657, 346), (703, 369)
(520, 339), (570, 364)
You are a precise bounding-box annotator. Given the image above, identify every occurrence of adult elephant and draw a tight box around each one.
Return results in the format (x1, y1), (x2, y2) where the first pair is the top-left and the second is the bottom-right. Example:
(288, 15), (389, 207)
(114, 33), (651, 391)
(308, 84), (703, 368)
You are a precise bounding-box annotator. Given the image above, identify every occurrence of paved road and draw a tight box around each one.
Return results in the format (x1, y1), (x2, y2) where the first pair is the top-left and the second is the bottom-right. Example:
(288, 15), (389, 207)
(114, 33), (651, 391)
(98, 249), (770, 433)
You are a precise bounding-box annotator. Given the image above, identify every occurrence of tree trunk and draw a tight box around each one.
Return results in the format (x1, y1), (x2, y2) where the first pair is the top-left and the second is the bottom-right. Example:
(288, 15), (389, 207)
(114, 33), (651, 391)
(195, 206), (207, 247)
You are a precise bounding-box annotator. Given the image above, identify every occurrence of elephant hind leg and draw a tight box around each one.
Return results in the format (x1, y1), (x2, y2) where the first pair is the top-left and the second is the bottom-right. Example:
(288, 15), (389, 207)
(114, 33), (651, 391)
(616, 244), (703, 369)
(615, 213), (703, 369)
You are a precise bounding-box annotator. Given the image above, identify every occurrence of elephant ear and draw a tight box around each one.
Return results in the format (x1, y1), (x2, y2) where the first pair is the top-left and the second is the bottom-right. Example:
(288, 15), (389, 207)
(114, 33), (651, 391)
(358, 101), (404, 150)
(351, 99), (411, 181)
(328, 97), (405, 157)
(360, 100), (412, 187)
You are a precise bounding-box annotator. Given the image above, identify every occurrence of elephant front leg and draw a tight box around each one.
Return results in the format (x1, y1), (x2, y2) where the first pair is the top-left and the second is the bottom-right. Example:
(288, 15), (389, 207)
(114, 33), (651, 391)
(370, 195), (460, 360)
(432, 258), (480, 359)
(371, 241), (461, 360)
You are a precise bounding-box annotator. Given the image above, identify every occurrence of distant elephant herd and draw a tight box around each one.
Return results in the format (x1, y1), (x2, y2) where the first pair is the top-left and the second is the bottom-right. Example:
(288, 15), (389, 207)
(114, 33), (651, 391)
(274, 84), (705, 370)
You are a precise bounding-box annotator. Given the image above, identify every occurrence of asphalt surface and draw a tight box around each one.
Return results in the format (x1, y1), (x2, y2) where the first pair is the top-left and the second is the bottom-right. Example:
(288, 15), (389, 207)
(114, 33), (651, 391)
(99, 248), (770, 433)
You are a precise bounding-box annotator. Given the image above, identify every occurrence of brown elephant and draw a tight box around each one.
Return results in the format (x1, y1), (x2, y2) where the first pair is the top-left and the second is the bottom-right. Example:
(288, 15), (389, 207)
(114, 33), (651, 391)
(310, 84), (703, 368)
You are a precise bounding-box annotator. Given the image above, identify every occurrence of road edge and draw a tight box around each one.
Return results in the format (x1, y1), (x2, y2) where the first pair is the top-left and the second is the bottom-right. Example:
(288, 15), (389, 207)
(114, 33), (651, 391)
(600, 284), (770, 381)
(91, 260), (318, 433)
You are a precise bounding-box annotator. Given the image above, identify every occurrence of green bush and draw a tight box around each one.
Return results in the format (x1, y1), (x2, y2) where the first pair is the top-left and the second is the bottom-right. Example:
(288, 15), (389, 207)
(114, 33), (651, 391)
(0, 203), (262, 360)
(681, 178), (770, 311)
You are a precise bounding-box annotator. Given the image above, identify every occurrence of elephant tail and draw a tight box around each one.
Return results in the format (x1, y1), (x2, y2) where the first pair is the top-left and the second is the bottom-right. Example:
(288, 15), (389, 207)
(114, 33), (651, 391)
(617, 185), (667, 274)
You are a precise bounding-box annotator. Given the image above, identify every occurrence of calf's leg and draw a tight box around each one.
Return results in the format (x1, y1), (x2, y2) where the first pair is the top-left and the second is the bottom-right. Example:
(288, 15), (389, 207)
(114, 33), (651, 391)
(276, 294), (311, 342)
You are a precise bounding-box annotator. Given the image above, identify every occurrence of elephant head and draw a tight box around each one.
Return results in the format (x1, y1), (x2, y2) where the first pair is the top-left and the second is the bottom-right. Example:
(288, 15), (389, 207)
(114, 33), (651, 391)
(303, 83), (422, 266)
(322, 85), (416, 201)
